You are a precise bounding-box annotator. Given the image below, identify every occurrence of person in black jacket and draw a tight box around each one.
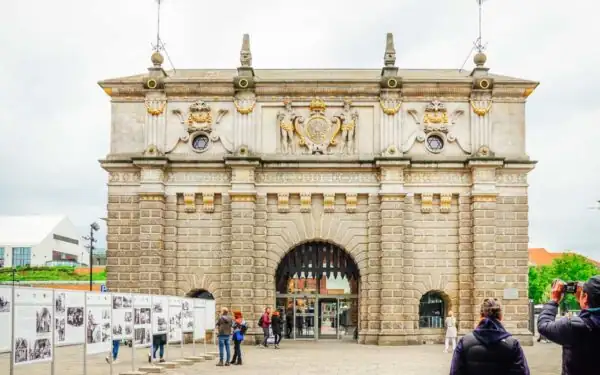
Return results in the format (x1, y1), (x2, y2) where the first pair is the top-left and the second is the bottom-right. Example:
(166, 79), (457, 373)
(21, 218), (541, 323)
(271, 310), (283, 349)
(449, 298), (530, 375)
(537, 275), (600, 375)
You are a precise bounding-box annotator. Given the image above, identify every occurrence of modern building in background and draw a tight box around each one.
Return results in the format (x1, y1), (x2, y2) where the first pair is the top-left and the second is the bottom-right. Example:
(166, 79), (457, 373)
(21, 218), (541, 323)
(100, 34), (538, 345)
(0, 215), (89, 267)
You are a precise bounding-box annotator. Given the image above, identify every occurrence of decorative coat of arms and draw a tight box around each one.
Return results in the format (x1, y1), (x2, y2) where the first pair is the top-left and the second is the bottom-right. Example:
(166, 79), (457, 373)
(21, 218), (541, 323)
(403, 99), (470, 154)
(168, 100), (232, 153)
(293, 98), (341, 154)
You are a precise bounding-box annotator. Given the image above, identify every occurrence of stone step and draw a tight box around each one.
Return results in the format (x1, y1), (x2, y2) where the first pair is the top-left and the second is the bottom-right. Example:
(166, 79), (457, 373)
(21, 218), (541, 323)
(198, 354), (215, 360)
(208, 351), (219, 356)
(120, 371), (148, 375)
(184, 356), (206, 363)
(155, 361), (180, 369)
(173, 359), (194, 366)
(138, 366), (166, 374)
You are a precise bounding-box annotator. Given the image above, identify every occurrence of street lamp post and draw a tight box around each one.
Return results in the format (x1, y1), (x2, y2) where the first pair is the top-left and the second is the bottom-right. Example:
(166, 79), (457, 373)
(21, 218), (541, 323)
(83, 222), (100, 291)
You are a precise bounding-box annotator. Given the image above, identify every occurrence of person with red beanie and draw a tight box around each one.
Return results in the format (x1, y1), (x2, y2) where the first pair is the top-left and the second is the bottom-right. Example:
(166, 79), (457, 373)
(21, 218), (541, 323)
(230, 311), (247, 365)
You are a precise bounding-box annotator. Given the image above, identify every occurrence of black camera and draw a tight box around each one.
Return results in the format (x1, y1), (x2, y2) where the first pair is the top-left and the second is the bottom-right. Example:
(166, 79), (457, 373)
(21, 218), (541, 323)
(554, 279), (583, 294)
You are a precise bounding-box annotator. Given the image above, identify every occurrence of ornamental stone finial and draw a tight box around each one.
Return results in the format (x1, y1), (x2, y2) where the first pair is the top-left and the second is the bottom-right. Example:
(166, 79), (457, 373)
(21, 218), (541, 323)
(384, 33), (396, 67)
(240, 34), (252, 68)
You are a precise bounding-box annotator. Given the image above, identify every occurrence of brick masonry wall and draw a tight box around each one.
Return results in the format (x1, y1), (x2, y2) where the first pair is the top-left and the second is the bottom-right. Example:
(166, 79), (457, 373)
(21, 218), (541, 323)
(173, 194), (225, 301)
(495, 196), (530, 335)
(106, 194), (141, 293)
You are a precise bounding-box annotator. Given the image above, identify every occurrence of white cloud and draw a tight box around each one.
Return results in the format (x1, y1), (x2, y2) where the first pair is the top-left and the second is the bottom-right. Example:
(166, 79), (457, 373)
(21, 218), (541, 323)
(0, 0), (598, 259)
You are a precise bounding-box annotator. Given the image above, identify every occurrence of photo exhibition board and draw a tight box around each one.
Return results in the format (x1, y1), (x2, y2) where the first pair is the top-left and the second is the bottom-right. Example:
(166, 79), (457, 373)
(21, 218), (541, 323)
(205, 299), (216, 329)
(193, 299), (206, 340)
(85, 292), (111, 355)
(181, 298), (194, 334)
(151, 295), (168, 337)
(54, 290), (85, 346)
(0, 286), (12, 353)
(111, 293), (133, 341)
(13, 288), (53, 366)
(133, 294), (152, 347)
(167, 297), (182, 343)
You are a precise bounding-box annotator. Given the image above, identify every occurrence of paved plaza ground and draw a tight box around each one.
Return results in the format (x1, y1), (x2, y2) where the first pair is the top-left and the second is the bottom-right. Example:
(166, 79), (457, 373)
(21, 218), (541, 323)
(0, 340), (562, 375)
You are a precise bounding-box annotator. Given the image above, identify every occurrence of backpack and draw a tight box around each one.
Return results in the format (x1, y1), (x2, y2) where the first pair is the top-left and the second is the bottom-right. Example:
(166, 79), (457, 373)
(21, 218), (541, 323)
(258, 315), (264, 327)
(241, 324), (248, 334)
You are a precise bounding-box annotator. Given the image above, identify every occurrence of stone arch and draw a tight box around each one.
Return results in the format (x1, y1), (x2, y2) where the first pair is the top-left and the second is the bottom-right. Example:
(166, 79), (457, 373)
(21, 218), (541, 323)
(185, 288), (215, 299)
(271, 239), (364, 293)
(418, 290), (452, 329)
(178, 272), (218, 299)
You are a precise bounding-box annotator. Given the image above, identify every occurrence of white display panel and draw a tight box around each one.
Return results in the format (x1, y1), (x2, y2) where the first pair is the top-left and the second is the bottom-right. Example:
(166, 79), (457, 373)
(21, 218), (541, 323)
(54, 291), (85, 346)
(111, 293), (133, 340)
(13, 288), (53, 365)
(181, 298), (194, 333)
(204, 299), (216, 330)
(133, 294), (152, 347)
(85, 292), (111, 355)
(167, 297), (182, 343)
(0, 286), (12, 353)
(151, 296), (168, 336)
(193, 299), (206, 340)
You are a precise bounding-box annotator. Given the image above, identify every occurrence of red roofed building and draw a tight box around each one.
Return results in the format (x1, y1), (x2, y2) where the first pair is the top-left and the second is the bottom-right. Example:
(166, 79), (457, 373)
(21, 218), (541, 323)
(529, 248), (600, 267)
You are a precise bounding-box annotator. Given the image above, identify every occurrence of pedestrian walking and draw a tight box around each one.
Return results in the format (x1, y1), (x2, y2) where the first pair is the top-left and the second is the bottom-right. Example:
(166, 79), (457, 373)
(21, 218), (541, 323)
(105, 339), (120, 364)
(148, 333), (166, 363)
(216, 307), (233, 366)
(230, 311), (247, 365)
(444, 310), (457, 353)
(449, 298), (530, 375)
(271, 310), (282, 349)
(259, 307), (271, 348)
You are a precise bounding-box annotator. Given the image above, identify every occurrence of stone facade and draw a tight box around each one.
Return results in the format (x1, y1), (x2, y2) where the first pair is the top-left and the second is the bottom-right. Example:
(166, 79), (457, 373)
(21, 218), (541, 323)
(99, 34), (538, 345)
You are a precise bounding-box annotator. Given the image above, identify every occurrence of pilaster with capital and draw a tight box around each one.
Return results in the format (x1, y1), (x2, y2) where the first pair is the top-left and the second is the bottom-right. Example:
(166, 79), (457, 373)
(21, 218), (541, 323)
(233, 92), (257, 151)
(376, 160), (409, 344)
(362, 193), (381, 344)
(469, 160), (502, 323)
(143, 93), (167, 155)
(457, 193), (474, 333)
(226, 159), (260, 335)
(135, 159), (167, 294)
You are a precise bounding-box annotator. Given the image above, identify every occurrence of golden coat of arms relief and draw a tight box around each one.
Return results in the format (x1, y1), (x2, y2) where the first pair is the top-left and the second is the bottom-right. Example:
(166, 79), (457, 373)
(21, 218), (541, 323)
(279, 97), (357, 155)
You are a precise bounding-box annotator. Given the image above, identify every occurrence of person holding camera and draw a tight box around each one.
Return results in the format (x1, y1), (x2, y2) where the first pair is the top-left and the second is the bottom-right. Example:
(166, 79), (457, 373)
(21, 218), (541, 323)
(449, 298), (530, 375)
(537, 276), (600, 375)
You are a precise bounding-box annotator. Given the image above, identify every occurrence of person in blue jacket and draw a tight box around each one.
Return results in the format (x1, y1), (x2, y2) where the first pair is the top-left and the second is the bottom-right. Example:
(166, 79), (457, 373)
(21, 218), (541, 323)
(230, 311), (247, 365)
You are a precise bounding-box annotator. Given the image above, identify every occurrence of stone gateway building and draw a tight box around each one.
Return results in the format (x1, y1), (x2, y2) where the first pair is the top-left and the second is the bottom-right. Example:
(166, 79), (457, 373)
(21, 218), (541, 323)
(100, 34), (538, 345)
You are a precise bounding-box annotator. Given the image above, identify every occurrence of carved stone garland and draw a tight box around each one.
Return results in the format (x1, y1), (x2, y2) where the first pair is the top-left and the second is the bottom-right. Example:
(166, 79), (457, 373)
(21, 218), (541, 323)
(277, 193), (290, 213)
(345, 193), (358, 213)
(300, 193), (312, 213)
(202, 193), (215, 213)
(440, 193), (452, 213)
(421, 193), (433, 213)
(323, 193), (336, 213)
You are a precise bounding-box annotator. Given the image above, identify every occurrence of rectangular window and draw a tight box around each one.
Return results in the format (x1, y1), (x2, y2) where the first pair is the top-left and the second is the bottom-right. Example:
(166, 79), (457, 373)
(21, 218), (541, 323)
(52, 234), (79, 245)
(0, 247), (4, 268)
(12, 247), (32, 267)
(52, 251), (77, 262)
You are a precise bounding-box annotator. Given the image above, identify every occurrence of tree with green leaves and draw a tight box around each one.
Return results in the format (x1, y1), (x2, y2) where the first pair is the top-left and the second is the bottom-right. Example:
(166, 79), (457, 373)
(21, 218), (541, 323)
(529, 253), (599, 310)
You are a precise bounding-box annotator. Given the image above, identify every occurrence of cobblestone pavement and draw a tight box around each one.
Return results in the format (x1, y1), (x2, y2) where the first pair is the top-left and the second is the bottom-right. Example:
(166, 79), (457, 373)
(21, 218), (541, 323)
(0, 341), (562, 375)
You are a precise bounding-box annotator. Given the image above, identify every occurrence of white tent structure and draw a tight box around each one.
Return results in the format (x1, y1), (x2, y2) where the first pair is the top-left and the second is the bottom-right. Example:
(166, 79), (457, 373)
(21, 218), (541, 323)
(0, 215), (88, 268)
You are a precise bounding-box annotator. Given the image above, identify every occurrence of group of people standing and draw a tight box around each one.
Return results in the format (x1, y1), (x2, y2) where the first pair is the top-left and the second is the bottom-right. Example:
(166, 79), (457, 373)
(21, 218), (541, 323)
(259, 307), (283, 349)
(215, 307), (248, 366)
(448, 275), (600, 375)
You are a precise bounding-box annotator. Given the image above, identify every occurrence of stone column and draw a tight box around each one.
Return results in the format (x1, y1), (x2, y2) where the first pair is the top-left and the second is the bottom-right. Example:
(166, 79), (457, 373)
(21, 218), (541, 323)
(135, 159), (167, 295)
(226, 158), (260, 342)
(457, 193), (474, 333)
(362, 193), (382, 344)
(376, 159), (409, 345)
(469, 160), (502, 324)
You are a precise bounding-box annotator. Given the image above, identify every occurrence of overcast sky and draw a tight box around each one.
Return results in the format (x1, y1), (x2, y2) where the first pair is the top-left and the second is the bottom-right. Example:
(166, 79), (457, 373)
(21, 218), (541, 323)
(1, 0), (599, 259)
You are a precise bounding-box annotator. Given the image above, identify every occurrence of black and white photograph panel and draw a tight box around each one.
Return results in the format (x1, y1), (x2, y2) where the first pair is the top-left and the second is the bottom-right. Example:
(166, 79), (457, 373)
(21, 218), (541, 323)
(36, 308), (52, 334)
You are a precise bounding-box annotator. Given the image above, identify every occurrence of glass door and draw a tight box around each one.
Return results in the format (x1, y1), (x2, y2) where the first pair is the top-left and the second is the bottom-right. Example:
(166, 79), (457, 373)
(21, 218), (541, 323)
(337, 297), (359, 341)
(319, 299), (338, 338)
(293, 295), (317, 340)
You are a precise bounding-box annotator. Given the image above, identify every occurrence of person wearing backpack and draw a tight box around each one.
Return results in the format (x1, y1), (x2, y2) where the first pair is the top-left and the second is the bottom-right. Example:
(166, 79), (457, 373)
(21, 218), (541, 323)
(230, 311), (247, 366)
(258, 307), (271, 348)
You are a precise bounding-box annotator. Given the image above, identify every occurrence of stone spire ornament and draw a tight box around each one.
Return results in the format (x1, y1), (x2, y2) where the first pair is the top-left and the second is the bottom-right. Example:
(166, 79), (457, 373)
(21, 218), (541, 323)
(237, 33), (255, 78)
(240, 34), (252, 67)
(384, 33), (396, 67)
(381, 33), (398, 77)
